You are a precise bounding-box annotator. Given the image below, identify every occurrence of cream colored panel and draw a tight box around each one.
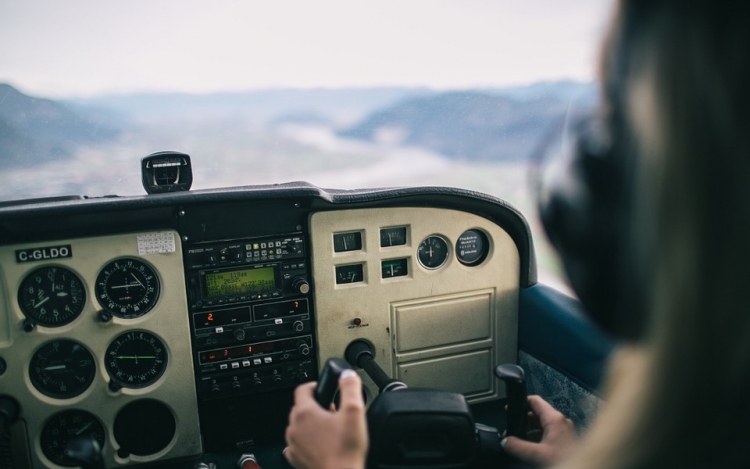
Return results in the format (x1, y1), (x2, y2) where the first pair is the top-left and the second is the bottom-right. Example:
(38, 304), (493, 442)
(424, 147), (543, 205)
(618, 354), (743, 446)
(393, 292), (491, 353)
(0, 231), (201, 469)
(311, 207), (519, 404)
(397, 350), (493, 397)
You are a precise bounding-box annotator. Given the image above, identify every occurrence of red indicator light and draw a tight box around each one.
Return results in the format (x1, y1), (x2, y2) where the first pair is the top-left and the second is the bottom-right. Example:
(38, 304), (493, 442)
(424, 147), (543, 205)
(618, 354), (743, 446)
(353, 317), (362, 326)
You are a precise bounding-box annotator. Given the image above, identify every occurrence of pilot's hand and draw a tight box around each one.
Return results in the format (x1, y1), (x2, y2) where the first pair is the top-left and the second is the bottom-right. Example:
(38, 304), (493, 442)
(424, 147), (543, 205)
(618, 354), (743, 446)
(284, 370), (368, 469)
(501, 395), (577, 468)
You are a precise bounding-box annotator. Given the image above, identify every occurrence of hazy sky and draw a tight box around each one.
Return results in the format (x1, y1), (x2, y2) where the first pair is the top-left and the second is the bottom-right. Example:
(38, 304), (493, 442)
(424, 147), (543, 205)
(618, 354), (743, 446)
(1, 0), (614, 98)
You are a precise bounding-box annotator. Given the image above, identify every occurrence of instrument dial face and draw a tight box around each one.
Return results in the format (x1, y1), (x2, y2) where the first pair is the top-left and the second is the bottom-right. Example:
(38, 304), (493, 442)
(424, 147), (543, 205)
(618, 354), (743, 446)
(18, 266), (86, 327)
(417, 235), (449, 269)
(29, 340), (96, 398)
(96, 258), (160, 318)
(41, 410), (105, 467)
(105, 331), (168, 388)
(456, 229), (489, 266)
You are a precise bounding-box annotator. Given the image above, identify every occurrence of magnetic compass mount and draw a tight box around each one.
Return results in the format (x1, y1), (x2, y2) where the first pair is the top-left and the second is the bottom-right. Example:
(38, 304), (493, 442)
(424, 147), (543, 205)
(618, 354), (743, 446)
(141, 151), (193, 194)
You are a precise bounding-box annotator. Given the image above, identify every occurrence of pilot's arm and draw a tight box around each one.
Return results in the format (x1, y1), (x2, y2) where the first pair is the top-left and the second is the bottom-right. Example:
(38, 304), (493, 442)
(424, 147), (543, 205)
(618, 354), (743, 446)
(285, 370), (368, 469)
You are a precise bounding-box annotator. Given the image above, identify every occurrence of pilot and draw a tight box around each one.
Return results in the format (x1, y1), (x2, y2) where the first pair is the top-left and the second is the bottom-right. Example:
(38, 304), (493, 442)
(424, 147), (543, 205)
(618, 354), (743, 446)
(284, 1), (750, 468)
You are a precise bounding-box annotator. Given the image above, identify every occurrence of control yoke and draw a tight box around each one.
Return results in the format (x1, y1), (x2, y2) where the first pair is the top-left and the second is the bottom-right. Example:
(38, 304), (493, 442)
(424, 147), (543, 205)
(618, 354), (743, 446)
(314, 341), (530, 469)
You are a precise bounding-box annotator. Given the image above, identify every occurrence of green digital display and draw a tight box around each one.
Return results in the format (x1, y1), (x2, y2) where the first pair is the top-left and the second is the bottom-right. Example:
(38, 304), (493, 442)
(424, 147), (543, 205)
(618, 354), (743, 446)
(204, 267), (276, 298)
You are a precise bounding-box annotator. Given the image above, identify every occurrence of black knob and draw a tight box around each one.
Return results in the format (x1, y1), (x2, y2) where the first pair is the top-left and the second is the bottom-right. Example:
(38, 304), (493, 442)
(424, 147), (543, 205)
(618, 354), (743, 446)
(297, 341), (310, 356)
(232, 381), (241, 390)
(314, 358), (351, 408)
(234, 329), (246, 341)
(292, 277), (310, 294)
(97, 311), (112, 323)
(252, 377), (262, 387)
(293, 320), (304, 332)
(22, 319), (35, 332)
(273, 374), (282, 383)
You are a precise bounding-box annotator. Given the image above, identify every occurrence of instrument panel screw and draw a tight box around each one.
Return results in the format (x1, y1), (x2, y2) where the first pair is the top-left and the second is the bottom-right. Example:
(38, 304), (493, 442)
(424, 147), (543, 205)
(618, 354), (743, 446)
(183, 236), (189, 242)
(294, 203), (301, 208)
(179, 210), (186, 217)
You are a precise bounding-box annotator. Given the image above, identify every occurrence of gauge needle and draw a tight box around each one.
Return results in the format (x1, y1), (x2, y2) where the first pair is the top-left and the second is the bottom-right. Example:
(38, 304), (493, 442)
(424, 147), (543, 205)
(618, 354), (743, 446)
(131, 273), (145, 288)
(34, 297), (50, 308)
(75, 421), (94, 435)
(44, 364), (66, 371)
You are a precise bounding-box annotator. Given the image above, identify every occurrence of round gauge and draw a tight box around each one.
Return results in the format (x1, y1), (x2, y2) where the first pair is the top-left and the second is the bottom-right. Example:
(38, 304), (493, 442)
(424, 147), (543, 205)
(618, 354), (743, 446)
(95, 258), (160, 318)
(41, 410), (105, 467)
(417, 235), (449, 269)
(29, 340), (96, 399)
(456, 229), (490, 266)
(18, 266), (86, 327)
(105, 331), (167, 389)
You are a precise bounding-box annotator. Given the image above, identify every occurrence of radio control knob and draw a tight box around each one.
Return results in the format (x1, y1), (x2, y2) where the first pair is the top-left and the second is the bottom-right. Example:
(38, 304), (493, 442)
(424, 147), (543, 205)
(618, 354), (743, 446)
(253, 377), (262, 387)
(211, 383), (221, 393)
(292, 277), (310, 295)
(234, 329), (246, 341)
(293, 320), (304, 332)
(297, 341), (310, 356)
(273, 374), (282, 383)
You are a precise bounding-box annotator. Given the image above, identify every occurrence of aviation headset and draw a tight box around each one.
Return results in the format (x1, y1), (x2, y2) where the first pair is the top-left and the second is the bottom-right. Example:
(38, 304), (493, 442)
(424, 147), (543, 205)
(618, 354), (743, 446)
(538, 0), (652, 341)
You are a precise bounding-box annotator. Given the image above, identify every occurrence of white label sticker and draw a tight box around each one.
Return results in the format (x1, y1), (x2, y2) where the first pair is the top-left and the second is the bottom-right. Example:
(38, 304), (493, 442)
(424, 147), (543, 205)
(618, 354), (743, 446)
(137, 232), (176, 255)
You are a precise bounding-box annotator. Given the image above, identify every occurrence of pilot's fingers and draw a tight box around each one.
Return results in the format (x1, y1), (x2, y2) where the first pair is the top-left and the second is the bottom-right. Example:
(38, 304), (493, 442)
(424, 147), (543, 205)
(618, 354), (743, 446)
(337, 370), (365, 422)
(501, 436), (548, 467)
(293, 381), (317, 406)
(526, 395), (566, 428)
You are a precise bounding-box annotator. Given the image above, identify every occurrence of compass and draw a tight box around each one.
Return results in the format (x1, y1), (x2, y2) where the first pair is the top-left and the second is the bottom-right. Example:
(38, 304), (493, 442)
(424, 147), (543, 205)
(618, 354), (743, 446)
(96, 258), (160, 318)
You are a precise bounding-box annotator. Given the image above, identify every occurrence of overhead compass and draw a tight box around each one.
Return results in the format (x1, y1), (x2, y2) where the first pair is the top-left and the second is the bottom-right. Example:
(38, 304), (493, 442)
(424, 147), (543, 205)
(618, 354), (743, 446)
(96, 258), (160, 318)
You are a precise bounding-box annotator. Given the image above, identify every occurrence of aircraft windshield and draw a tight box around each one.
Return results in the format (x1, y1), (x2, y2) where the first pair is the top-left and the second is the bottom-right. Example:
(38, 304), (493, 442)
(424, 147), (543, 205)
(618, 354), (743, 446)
(0, 0), (613, 289)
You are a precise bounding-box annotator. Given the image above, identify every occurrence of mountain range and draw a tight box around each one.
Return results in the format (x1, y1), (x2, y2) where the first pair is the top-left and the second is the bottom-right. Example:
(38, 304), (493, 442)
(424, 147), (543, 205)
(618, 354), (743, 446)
(0, 80), (596, 169)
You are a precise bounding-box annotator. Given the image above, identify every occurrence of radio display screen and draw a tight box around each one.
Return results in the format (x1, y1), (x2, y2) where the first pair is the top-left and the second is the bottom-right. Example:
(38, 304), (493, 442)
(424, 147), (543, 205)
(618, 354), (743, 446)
(204, 266), (276, 298)
(194, 307), (251, 328)
(200, 342), (276, 363)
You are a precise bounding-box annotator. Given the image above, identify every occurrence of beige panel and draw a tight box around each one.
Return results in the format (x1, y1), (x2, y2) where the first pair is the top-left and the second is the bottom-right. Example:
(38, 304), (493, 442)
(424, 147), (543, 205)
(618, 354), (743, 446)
(311, 207), (519, 404)
(393, 292), (491, 353)
(397, 350), (493, 397)
(0, 231), (201, 469)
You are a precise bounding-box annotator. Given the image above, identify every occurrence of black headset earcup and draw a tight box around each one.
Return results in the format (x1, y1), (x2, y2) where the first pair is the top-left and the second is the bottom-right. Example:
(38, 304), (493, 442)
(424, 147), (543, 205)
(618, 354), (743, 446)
(538, 121), (640, 340)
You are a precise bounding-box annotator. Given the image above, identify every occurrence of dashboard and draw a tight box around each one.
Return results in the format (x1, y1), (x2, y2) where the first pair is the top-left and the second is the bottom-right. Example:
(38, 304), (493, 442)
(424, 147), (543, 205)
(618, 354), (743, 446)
(0, 183), (536, 469)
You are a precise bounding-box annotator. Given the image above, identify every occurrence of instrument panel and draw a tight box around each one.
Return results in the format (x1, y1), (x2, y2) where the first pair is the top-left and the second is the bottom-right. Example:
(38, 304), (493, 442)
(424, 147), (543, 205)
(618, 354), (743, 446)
(0, 231), (201, 468)
(0, 186), (532, 469)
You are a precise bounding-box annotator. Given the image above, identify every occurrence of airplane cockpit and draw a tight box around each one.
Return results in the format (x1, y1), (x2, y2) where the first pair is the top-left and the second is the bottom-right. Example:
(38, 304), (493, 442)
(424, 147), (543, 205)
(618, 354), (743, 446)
(0, 3), (618, 468)
(0, 154), (614, 469)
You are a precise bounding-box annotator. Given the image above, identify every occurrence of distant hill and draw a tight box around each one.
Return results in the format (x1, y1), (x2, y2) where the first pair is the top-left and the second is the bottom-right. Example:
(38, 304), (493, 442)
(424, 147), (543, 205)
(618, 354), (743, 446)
(0, 84), (121, 169)
(339, 84), (596, 161)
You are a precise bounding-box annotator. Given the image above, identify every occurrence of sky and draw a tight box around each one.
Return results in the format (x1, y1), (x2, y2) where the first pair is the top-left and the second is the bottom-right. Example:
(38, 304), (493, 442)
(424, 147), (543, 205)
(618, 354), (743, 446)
(0, 0), (614, 98)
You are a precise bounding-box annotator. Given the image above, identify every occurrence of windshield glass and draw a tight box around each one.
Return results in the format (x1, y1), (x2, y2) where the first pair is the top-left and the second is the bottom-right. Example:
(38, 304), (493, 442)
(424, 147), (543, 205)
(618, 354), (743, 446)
(0, 0), (613, 289)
